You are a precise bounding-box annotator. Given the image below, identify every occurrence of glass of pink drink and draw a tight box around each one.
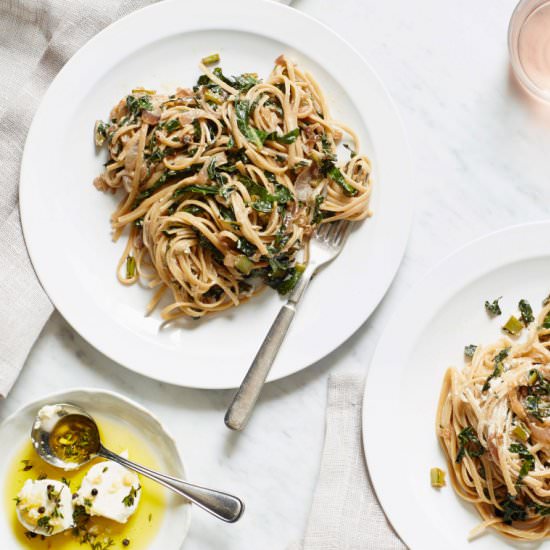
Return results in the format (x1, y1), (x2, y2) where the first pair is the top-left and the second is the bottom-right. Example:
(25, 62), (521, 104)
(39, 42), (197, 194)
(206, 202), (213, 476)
(509, 0), (550, 102)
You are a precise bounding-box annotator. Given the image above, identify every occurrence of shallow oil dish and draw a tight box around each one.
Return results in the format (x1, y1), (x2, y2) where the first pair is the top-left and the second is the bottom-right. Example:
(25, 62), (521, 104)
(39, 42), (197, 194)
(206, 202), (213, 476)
(0, 390), (191, 549)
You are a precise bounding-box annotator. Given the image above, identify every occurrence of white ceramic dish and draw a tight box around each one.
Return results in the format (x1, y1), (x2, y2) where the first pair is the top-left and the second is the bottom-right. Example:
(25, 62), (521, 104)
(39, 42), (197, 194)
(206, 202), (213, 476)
(19, 0), (412, 389)
(0, 389), (191, 549)
(363, 221), (550, 549)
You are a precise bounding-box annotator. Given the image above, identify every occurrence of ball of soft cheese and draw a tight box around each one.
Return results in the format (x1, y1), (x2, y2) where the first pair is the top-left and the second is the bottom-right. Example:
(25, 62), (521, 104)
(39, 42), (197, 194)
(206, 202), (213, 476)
(75, 459), (141, 523)
(16, 479), (74, 536)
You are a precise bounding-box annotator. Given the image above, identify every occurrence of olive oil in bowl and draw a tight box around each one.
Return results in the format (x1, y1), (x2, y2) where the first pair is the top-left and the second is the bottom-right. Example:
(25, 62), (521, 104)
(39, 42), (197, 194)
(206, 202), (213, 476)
(6, 415), (166, 550)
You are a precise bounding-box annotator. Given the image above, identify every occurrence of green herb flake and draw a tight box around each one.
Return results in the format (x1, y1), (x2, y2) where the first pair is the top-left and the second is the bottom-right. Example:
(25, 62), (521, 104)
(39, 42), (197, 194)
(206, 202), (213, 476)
(126, 94), (154, 117)
(122, 485), (140, 507)
(265, 128), (300, 145)
(482, 347), (510, 391)
(236, 237), (256, 258)
(276, 264), (305, 295)
(94, 120), (109, 146)
(320, 160), (357, 196)
(484, 297), (502, 316)
(456, 426), (485, 463)
(464, 344), (477, 359)
(509, 443), (535, 484)
(176, 184), (219, 198)
(343, 143), (357, 158)
(37, 515), (53, 534)
(234, 100), (267, 148)
(524, 371), (550, 420)
(212, 67), (258, 92)
(519, 299), (534, 325)
(164, 119), (181, 133)
(532, 502), (550, 516)
(500, 495), (527, 524)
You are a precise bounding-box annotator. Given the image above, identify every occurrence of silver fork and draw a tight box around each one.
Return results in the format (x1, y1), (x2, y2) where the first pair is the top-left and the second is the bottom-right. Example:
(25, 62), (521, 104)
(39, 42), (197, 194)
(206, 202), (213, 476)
(224, 220), (351, 431)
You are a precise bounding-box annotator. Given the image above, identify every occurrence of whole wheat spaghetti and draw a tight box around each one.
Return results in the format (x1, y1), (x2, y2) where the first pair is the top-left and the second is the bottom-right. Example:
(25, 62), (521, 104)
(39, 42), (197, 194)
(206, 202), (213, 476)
(93, 55), (372, 319)
(437, 301), (550, 540)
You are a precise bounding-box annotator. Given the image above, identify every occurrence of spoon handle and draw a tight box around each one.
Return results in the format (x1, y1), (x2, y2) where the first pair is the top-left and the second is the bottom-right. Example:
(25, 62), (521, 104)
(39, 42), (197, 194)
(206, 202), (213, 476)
(98, 445), (244, 523)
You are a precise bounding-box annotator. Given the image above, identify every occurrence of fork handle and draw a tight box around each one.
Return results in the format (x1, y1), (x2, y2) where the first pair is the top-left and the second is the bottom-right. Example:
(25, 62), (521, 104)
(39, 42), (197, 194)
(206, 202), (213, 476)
(224, 270), (312, 431)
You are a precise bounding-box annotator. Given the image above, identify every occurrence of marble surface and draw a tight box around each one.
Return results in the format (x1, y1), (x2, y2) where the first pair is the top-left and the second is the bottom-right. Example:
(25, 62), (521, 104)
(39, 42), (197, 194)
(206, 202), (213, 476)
(3, 0), (550, 548)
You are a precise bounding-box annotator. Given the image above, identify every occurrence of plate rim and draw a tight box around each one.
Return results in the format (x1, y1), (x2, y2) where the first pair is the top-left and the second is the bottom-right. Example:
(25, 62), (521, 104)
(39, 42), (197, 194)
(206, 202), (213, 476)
(19, 0), (413, 389)
(362, 219), (550, 549)
(0, 386), (191, 548)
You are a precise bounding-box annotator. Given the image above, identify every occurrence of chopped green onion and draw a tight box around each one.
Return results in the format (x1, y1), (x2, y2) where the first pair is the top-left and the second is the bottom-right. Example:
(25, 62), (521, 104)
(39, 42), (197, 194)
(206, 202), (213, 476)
(502, 315), (523, 335)
(201, 53), (220, 66)
(430, 467), (446, 488)
(235, 255), (254, 275)
(512, 423), (530, 442)
(204, 90), (223, 105)
(126, 256), (136, 279)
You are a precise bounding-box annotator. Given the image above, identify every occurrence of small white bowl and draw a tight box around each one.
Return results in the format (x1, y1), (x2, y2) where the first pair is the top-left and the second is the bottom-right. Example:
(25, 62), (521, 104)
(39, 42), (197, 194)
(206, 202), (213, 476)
(0, 388), (191, 549)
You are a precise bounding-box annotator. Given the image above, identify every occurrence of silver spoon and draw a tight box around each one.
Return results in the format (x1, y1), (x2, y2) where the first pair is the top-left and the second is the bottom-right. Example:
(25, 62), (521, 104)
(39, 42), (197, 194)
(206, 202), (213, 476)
(31, 403), (244, 523)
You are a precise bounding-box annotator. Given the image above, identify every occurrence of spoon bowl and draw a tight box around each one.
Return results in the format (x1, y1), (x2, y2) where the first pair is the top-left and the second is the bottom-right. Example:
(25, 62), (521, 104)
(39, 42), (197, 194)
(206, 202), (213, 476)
(31, 403), (245, 523)
(31, 403), (100, 470)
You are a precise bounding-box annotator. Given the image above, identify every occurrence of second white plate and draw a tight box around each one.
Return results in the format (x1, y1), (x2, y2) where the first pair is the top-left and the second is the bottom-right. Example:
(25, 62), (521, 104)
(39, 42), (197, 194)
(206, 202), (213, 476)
(20, 0), (411, 388)
(363, 221), (550, 549)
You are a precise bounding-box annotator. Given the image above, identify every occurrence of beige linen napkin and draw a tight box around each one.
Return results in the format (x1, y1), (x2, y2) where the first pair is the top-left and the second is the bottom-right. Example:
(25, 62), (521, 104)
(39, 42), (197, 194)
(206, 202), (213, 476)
(0, 0), (156, 397)
(289, 372), (407, 550)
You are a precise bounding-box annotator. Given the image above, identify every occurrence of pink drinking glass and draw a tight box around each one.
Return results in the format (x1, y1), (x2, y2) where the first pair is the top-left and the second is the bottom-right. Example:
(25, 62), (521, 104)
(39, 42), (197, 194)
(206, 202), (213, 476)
(509, 0), (550, 102)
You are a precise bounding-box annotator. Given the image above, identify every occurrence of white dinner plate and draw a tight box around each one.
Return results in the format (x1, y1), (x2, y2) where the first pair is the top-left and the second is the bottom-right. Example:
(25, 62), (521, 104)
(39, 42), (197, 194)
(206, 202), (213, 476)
(363, 221), (550, 549)
(19, 0), (411, 388)
(0, 388), (191, 549)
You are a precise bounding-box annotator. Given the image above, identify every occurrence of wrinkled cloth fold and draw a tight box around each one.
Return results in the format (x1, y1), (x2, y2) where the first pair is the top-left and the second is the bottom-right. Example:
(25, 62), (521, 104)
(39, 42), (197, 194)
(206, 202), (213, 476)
(289, 372), (407, 550)
(0, 0), (155, 397)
